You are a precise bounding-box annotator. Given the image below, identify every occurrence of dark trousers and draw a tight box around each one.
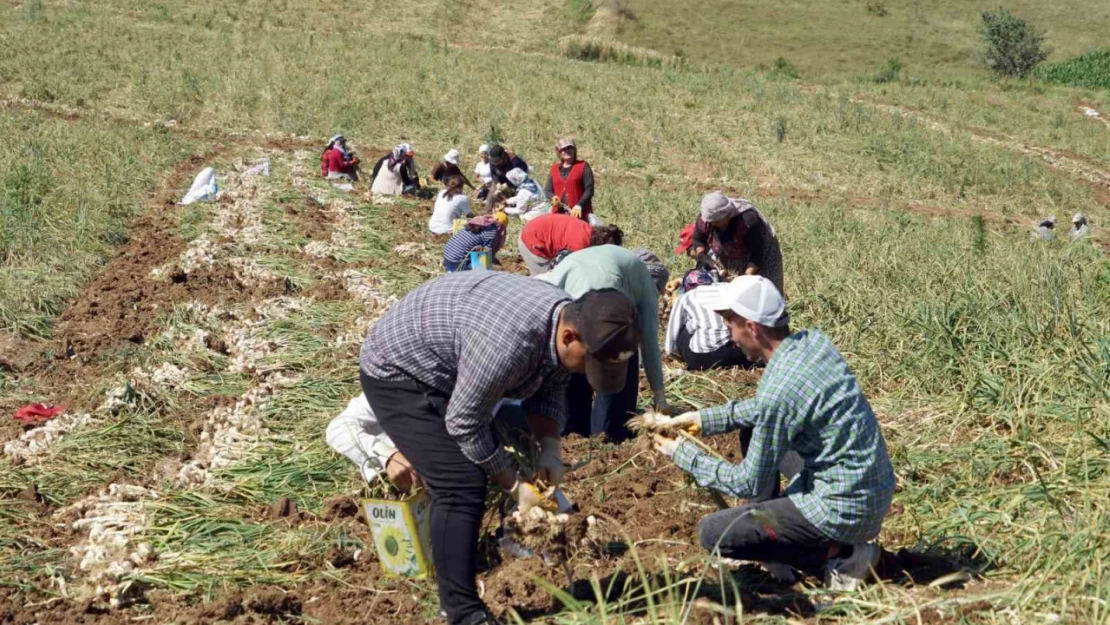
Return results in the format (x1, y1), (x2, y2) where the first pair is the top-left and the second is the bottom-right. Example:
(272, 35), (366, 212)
(675, 325), (753, 371)
(563, 352), (639, 443)
(697, 427), (832, 574)
(360, 372), (490, 625)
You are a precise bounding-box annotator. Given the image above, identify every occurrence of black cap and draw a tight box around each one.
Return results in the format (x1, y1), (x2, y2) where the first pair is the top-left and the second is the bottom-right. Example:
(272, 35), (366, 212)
(488, 144), (505, 159)
(573, 289), (641, 395)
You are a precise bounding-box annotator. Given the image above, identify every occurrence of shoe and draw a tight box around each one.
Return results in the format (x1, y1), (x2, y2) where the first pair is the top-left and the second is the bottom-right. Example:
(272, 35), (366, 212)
(460, 610), (503, 625)
(824, 543), (880, 591)
(763, 561), (797, 583)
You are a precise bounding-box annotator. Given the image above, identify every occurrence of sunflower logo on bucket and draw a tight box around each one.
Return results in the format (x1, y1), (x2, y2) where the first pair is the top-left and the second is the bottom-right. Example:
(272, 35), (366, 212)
(376, 525), (417, 574)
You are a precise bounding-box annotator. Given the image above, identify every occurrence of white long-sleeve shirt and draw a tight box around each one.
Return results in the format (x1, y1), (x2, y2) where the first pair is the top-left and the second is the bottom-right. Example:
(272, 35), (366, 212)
(429, 191), (472, 234)
(326, 394), (522, 483)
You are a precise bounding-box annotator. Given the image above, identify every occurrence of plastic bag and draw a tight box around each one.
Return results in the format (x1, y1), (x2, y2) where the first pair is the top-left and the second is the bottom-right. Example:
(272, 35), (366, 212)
(245, 161), (271, 177)
(180, 167), (218, 205)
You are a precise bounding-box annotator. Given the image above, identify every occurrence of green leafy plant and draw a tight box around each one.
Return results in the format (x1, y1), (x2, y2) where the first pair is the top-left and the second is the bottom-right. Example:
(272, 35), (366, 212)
(979, 8), (1049, 78)
(1037, 49), (1110, 90)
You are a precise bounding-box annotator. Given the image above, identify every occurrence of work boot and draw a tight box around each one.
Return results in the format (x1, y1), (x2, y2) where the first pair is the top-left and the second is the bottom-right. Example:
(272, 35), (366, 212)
(823, 543), (880, 591)
(459, 610), (503, 625)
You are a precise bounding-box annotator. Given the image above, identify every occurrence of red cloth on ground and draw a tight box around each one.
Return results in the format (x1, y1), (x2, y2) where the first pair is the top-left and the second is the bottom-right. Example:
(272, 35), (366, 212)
(520, 213), (593, 259)
(674, 222), (696, 255)
(14, 403), (66, 423)
(549, 160), (591, 218)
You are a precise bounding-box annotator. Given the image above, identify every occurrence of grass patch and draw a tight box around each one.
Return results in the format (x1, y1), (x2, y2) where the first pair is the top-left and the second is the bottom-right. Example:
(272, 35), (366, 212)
(558, 35), (686, 69)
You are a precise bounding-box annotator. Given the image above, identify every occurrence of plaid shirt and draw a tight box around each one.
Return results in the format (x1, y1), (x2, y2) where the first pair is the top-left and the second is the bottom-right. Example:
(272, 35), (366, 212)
(672, 330), (895, 544)
(360, 272), (570, 476)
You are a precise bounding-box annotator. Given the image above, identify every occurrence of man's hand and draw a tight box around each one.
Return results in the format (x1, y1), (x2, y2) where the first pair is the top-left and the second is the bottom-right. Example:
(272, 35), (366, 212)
(570, 205), (582, 219)
(536, 437), (565, 486)
(508, 479), (545, 514)
(653, 434), (679, 459)
(744, 263), (760, 276)
(653, 389), (672, 415)
(385, 452), (419, 492)
(654, 411), (702, 436)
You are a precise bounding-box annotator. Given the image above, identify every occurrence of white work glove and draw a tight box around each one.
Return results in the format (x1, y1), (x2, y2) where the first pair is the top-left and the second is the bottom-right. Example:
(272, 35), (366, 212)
(655, 410), (702, 435)
(570, 205), (582, 219)
(508, 479), (545, 514)
(653, 434), (679, 459)
(652, 389), (672, 415)
(536, 437), (565, 486)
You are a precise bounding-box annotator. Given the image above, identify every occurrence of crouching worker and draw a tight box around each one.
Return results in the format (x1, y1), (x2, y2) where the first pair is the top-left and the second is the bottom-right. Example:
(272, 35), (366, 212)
(442, 213), (508, 272)
(359, 272), (643, 625)
(321, 134), (361, 181)
(326, 394), (525, 492)
(541, 245), (670, 441)
(651, 275), (895, 590)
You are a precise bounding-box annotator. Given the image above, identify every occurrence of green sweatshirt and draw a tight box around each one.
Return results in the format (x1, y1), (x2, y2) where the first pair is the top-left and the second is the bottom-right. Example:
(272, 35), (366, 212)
(540, 245), (664, 394)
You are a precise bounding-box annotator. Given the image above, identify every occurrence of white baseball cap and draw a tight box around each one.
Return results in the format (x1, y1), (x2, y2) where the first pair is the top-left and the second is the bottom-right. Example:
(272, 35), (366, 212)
(445, 149), (460, 165)
(692, 275), (788, 327)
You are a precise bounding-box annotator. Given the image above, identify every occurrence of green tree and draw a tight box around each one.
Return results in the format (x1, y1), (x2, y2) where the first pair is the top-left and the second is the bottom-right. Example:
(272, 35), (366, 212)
(979, 8), (1049, 78)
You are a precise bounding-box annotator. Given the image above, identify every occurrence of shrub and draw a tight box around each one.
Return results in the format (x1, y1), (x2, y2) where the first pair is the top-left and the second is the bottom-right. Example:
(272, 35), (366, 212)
(771, 57), (800, 79)
(978, 8), (1048, 78)
(866, 2), (889, 17)
(566, 0), (595, 24)
(1036, 49), (1110, 90)
(873, 58), (902, 83)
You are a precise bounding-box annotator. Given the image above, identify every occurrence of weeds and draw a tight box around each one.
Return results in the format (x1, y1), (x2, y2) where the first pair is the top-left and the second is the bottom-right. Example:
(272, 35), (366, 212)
(558, 35), (686, 70)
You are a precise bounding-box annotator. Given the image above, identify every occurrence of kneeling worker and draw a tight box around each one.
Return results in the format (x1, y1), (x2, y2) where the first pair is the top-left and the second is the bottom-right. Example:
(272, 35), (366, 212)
(651, 275), (895, 590)
(359, 272), (641, 625)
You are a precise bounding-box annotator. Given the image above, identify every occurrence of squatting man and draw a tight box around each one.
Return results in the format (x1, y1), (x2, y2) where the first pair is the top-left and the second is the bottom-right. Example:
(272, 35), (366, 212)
(650, 275), (896, 590)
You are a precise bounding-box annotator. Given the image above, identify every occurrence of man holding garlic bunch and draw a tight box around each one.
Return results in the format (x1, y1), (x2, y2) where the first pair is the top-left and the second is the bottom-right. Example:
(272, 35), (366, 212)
(649, 275), (896, 591)
(359, 271), (642, 625)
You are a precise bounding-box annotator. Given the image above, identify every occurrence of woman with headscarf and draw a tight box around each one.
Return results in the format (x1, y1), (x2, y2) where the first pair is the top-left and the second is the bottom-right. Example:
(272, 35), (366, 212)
(442, 213), (508, 272)
(502, 168), (549, 222)
(320, 135), (361, 181)
(518, 213), (624, 276)
(545, 137), (595, 222)
(370, 143), (420, 196)
(689, 191), (783, 294)
(1069, 213), (1089, 242)
(429, 176), (473, 235)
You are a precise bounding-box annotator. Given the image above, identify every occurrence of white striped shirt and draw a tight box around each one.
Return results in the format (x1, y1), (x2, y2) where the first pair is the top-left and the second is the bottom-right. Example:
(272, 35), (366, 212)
(665, 290), (731, 355)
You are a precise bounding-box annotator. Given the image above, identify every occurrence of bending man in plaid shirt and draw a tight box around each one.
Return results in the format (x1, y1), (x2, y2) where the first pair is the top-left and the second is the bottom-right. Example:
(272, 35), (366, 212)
(651, 275), (895, 590)
(360, 272), (642, 625)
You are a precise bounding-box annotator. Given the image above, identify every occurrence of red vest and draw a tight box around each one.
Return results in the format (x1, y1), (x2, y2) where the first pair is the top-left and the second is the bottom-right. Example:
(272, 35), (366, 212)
(549, 160), (591, 218)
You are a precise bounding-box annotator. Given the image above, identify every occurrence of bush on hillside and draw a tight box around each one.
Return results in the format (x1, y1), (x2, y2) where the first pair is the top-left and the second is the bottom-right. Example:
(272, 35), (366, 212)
(873, 58), (902, 83)
(978, 8), (1048, 78)
(1037, 49), (1110, 90)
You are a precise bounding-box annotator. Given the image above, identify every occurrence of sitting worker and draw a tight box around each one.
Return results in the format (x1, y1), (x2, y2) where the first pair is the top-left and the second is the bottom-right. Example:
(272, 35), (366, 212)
(503, 168), (549, 222)
(360, 272), (641, 625)
(1069, 213), (1089, 242)
(689, 191), (784, 294)
(651, 275), (895, 590)
(540, 245), (670, 441)
(1032, 216), (1057, 241)
(326, 394), (525, 492)
(431, 149), (475, 190)
(545, 138), (595, 222)
(442, 213), (508, 272)
(371, 143), (420, 196)
(518, 213), (623, 276)
(320, 134), (361, 181)
(429, 175), (473, 235)
(474, 144), (494, 186)
(665, 268), (753, 370)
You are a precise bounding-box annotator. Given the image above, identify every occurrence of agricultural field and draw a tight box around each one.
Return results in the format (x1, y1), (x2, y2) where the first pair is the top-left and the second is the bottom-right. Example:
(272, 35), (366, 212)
(1, 0), (1109, 624)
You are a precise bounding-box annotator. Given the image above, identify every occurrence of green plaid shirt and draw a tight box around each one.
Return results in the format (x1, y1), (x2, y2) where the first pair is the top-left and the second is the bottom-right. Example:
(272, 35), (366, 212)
(672, 329), (895, 544)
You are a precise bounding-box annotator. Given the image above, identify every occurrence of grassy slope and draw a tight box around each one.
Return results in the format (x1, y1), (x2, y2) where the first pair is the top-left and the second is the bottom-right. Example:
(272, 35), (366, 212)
(614, 0), (1110, 79)
(0, 0), (1109, 622)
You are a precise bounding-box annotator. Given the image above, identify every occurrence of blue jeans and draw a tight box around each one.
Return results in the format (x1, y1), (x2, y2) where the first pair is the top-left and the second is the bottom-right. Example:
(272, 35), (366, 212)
(563, 352), (639, 443)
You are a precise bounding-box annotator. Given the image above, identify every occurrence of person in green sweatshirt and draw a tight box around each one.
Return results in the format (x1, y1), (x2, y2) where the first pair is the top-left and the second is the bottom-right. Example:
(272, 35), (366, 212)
(540, 245), (670, 441)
